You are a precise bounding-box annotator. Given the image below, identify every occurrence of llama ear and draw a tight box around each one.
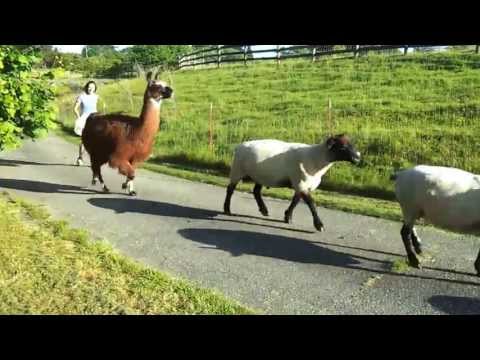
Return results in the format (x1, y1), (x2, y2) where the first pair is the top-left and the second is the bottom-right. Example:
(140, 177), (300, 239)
(146, 71), (153, 82)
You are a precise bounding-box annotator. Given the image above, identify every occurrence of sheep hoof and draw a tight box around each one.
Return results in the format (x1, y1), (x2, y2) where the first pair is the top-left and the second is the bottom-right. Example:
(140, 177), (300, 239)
(408, 257), (422, 269)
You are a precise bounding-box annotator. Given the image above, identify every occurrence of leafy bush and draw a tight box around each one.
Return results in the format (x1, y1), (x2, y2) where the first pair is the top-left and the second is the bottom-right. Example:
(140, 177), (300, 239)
(0, 46), (57, 151)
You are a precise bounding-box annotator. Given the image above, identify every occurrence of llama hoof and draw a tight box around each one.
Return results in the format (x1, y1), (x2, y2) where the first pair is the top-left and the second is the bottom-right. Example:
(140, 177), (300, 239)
(128, 191), (137, 196)
(121, 182), (127, 190)
(284, 215), (292, 224)
(76, 158), (84, 166)
(224, 209), (232, 216)
(103, 187), (110, 193)
(260, 209), (269, 217)
(91, 179), (97, 186)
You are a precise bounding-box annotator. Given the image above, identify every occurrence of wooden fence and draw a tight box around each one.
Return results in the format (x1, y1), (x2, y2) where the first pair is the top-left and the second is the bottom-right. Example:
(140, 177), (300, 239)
(178, 45), (480, 70)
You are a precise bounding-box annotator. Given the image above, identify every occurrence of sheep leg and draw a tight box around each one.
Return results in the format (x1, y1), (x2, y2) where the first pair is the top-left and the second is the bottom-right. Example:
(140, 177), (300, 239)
(224, 183), (237, 215)
(253, 184), (269, 216)
(411, 227), (423, 255)
(284, 192), (301, 224)
(475, 249), (480, 276)
(300, 192), (324, 232)
(401, 224), (421, 269)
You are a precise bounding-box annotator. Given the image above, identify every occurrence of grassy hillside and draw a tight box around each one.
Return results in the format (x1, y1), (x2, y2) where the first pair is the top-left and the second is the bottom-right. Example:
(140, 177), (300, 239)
(55, 51), (480, 201)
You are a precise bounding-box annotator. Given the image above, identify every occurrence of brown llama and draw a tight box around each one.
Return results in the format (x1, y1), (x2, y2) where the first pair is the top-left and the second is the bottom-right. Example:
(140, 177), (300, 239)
(81, 71), (173, 196)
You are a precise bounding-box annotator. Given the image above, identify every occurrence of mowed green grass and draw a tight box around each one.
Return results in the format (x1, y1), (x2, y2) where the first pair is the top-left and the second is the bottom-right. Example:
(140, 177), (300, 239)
(0, 192), (254, 314)
(54, 50), (480, 221)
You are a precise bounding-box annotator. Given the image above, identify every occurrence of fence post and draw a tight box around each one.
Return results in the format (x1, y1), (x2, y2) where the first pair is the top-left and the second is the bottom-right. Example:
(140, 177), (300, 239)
(244, 46), (248, 66)
(209, 102), (214, 152)
(404, 45), (409, 55)
(327, 98), (332, 134)
(217, 45), (221, 68)
(312, 47), (317, 62)
(354, 45), (359, 58)
(476, 45), (479, 54)
(276, 45), (281, 66)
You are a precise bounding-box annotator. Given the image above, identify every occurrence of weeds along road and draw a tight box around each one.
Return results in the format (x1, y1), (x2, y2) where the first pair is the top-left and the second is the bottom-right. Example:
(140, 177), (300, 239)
(1, 135), (479, 314)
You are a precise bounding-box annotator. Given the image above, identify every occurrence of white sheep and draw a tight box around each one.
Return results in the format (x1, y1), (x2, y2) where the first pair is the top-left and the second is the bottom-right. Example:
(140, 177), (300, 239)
(223, 134), (361, 231)
(392, 165), (480, 275)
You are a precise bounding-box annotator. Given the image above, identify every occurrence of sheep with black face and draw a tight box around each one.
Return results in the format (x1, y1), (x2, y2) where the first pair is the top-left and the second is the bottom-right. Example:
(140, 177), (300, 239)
(223, 134), (361, 231)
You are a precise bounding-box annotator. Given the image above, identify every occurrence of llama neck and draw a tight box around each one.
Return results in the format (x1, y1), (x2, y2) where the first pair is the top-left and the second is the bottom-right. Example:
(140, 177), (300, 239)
(138, 98), (162, 138)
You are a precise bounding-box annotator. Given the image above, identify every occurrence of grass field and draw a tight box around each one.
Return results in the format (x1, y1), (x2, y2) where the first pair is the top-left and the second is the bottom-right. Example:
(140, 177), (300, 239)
(0, 192), (253, 314)
(54, 50), (480, 220)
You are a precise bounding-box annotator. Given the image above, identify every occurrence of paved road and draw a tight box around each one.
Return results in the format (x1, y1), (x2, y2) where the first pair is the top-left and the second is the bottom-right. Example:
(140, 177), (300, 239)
(1, 135), (479, 314)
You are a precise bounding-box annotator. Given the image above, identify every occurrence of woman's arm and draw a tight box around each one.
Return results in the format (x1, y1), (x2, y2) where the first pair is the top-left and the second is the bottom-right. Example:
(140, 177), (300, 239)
(74, 97), (81, 118)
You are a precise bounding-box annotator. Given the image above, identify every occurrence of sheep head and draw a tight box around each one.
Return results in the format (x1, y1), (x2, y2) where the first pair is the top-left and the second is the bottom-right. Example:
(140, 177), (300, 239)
(326, 134), (361, 165)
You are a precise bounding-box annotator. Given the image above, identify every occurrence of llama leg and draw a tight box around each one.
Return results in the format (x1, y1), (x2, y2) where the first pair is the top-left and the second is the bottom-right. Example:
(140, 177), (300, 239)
(91, 160), (109, 193)
(300, 192), (324, 232)
(401, 223), (421, 269)
(253, 184), (269, 216)
(474, 248), (480, 276)
(411, 227), (423, 255)
(284, 192), (301, 224)
(122, 177), (128, 190)
(118, 162), (136, 196)
(76, 143), (84, 166)
(224, 183), (237, 215)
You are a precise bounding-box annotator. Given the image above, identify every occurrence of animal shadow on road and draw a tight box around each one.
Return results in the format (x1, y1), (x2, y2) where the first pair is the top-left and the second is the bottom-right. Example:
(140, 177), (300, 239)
(87, 197), (480, 285)
(87, 197), (315, 234)
(0, 179), (102, 195)
(179, 227), (362, 266)
(0, 159), (80, 167)
(428, 295), (480, 314)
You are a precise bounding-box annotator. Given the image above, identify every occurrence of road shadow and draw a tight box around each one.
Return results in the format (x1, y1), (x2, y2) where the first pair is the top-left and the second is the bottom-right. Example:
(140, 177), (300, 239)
(0, 178), (102, 195)
(177, 227), (480, 286)
(87, 197), (315, 234)
(0, 159), (83, 167)
(178, 227), (362, 265)
(428, 295), (480, 314)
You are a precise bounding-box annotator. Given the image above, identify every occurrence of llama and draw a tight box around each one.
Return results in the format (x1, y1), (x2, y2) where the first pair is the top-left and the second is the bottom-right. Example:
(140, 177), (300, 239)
(81, 71), (173, 196)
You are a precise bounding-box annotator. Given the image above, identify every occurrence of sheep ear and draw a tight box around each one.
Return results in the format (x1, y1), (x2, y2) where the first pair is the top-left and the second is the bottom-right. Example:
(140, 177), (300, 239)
(326, 136), (336, 150)
(146, 71), (153, 82)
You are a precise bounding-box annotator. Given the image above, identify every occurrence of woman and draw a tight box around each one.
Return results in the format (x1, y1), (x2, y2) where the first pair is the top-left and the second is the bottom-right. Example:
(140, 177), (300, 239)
(73, 81), (105, 166)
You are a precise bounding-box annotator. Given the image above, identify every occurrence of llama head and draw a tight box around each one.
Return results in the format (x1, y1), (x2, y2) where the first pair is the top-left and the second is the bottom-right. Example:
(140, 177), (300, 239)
(325, 134), (361, 165)
(145, 71), (174, 102)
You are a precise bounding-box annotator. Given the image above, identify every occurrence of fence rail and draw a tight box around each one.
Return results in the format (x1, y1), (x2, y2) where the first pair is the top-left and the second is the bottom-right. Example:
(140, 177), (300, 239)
(178, 45), (480, 70)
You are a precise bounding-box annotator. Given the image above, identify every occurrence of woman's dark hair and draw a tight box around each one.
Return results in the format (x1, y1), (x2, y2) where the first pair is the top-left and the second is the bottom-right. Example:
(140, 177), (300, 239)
(83, 81), (97, 94)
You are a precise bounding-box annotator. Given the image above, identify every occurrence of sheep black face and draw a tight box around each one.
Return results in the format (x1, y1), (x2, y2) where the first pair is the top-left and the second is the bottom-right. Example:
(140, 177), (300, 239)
(327, 134), (361, 165)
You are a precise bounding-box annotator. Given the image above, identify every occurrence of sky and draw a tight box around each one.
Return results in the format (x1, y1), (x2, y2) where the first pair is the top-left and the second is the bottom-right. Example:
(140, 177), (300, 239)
(52, 45), (278, 58)
(53, 45), (131, 53)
